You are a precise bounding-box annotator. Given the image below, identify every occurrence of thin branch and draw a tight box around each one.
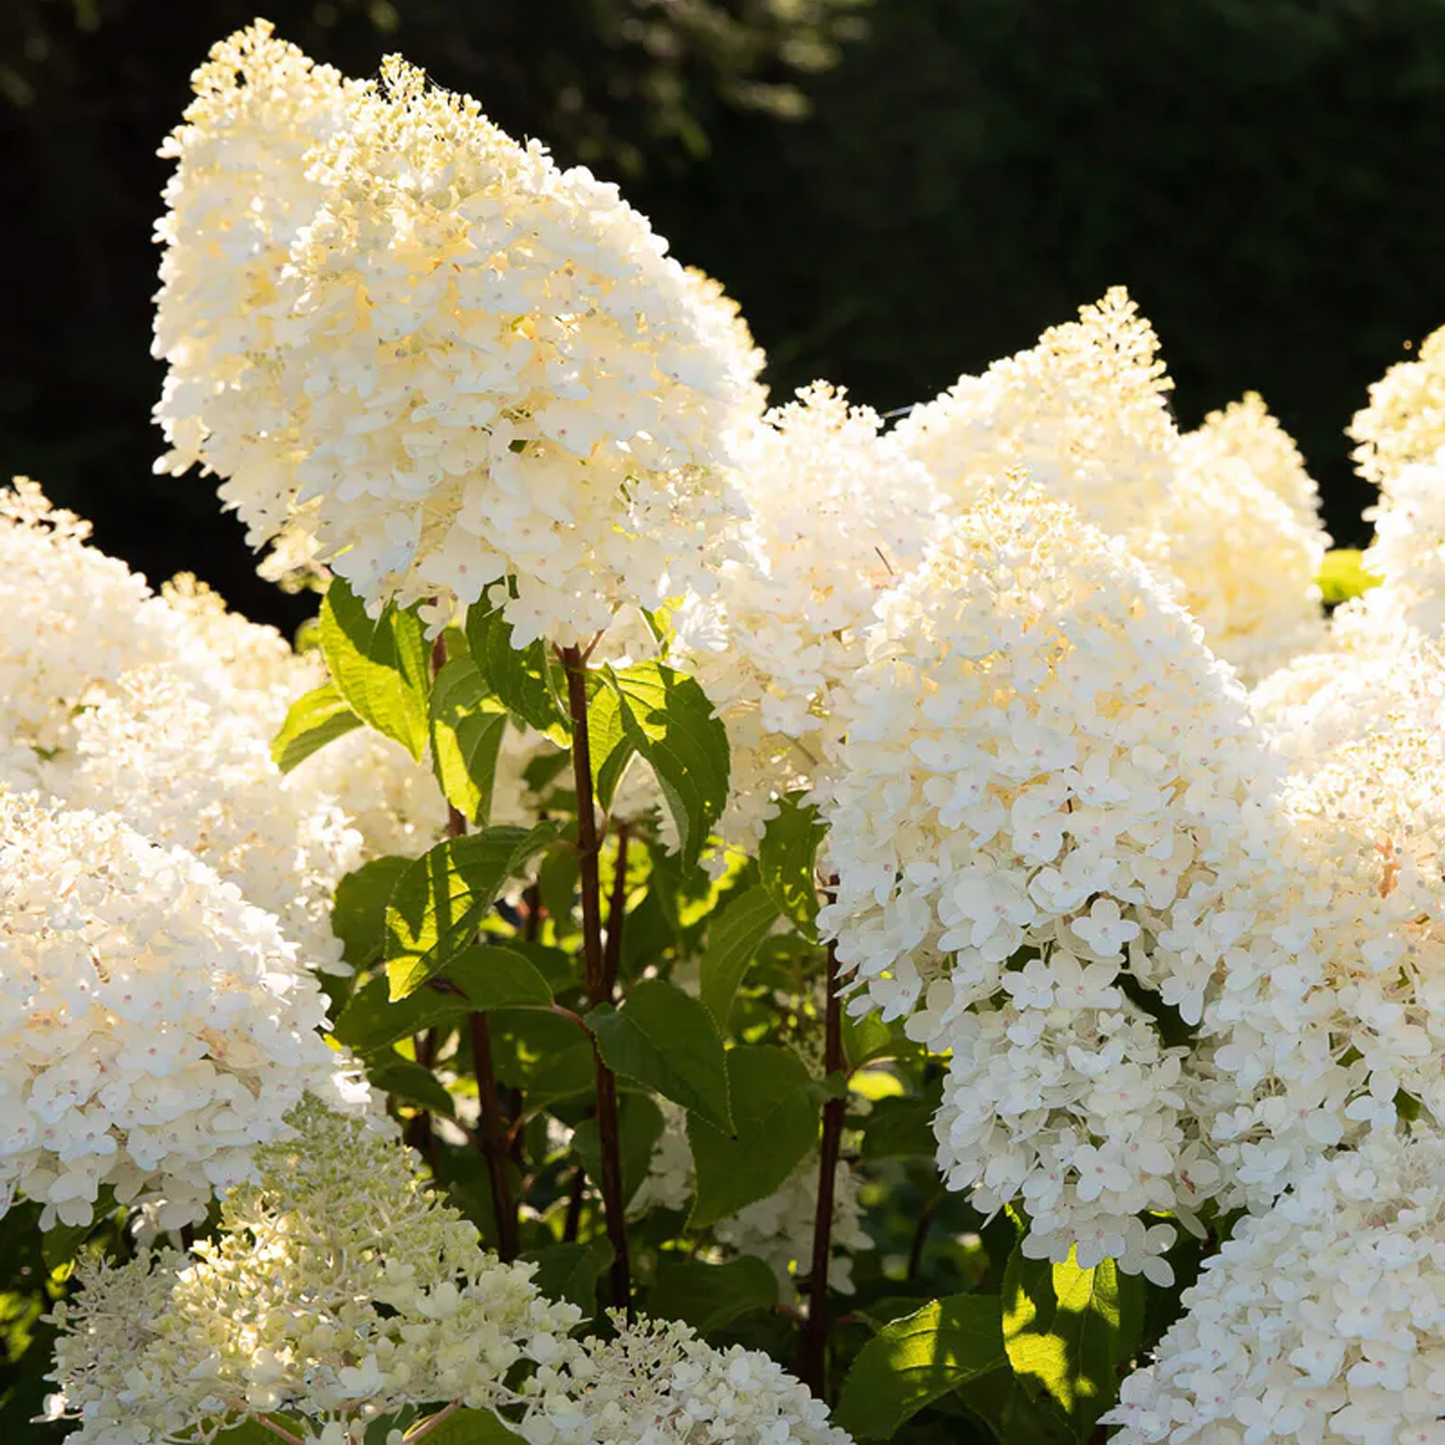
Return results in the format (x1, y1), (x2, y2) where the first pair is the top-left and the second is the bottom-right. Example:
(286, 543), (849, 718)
(907, 1196), (938, 1282)
(558, 643), (632, 1317)
(404, 1398), (464, 1443)
(252, 1417), (308, 1445)
(563, 1164), (587, 1243)
(797, 928), (847, 1398)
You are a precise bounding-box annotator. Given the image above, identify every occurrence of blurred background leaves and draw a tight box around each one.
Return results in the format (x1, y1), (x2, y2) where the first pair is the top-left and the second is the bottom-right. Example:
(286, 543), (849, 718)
(5, 0), (1445, 630)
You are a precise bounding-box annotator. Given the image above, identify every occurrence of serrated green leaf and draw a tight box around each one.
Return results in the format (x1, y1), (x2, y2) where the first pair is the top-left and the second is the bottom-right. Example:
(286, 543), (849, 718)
(270, 681), (362, 773)
(403, 1407), (527, 1445)
(335, 946), (554, 1052)
(368, 1057), (456, 1116)
(385, 825), (559, 999)
(687, 1045), (818, 1228)
(430, 656), (509, 825)
(332, 855), (412, 969)
(699, 886), (781, 1027)
(758, 793), (826, 938)
(573, 1094), (665, 1207)
(464, 595), (567, 736)
(648, 1254), (778, 1333)
(521, 1240), (615, 1313)
(596, 661), (729, 868)
(1003, 1245), (1144, 1439)
(319, 578), (431, 759)
(833, 1294), (1007, 1439)
(588, 979), (731, 1131)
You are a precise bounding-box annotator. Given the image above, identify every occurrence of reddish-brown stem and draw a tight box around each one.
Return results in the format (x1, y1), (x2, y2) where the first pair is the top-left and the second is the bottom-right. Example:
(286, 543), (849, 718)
(405, 1399), (464, 1443)
(558, 643), (631, 1316)
(797, 934), (847, 1398)
(563, 1164), (587, 1243)
(253, 1417), (308, 1445)
(602, 822), (630, 999)
(432, 629), (517, 1258)
(907, 1196), (938, 1281)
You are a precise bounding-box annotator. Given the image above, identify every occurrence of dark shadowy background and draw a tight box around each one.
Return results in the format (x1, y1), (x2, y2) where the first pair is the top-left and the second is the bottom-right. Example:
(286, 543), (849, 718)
(5, 0), (1445, 634)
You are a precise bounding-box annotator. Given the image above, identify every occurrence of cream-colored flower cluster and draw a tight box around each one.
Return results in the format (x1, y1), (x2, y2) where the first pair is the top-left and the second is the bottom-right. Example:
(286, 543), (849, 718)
(1349, 322), (1445, 483)
(47, 1100), (578, 1444)
(895, 294), (1329, 681)
(0, 792), (359, 1231)
(156, 24), (761, 643)
(817, 482), (1275, 1274)
(1354, 453), (1445, 638)
(1107, 1127), (1445, 1445)
(518, 1315), (851, 1445)
(672, 382), (943, 847)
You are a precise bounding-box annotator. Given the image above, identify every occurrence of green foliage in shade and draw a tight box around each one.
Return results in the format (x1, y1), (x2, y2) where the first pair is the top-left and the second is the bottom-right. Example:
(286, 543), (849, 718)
(758, 793), (828, 938)
(269, 680), (361, 773)
(686, 1045), (820, 1228)
(384, 825), (560, 999)
(331, 855), (412, 969)
(648, 1254), (779, 1333)
(1317, 547), (1382, 606)
(573, 1094), (665, 1206)
(429, 656), (509, 825)
(521, 1241), (616, 1314)
(699, 885), (782, 1027)
(366, 1057), (456, 1117)
(1002, 1246), (1145, 1439)
(334, 947), (555, 1052)
(464, 595), (568, 737)
(860, 1090), (941, 1161)
(319, 578), (431, 760)
(214, 1424), (295, 1445)
(841, 1008), (895, 1069)
(833, 1294), (1007, 1439)
(589, 661), (730, 869)
(587, 979), (732, 1131)
(398, 1406), (528, 1445)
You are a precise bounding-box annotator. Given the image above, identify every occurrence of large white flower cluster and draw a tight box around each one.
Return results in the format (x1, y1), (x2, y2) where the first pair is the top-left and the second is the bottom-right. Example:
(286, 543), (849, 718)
(1187, 391), (1323, 527)
(156, 24), (761, 642)
(1354, 452), (1445, 639)
(817, 481), (1276, 1272)
(1107, 1126), (1445, 1445)
(0, 791), (358, 1231)
(47, 1100), (578, 1445)
(672, 382), (943, 846)
(1349, 320), (1445, 483)
(519, 1315), (852, 1445)
(0, 480), (180, 761)
(895, 288), (1177, 545)
(65, 665), (364, 973)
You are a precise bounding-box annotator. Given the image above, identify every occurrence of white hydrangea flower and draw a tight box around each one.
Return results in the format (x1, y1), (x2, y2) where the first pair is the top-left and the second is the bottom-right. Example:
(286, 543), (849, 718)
(47, 1099), (579, 1445)
(0, 791), (360, 1230)
(1159, 437), (1328, 681)
(65, 665), (364, 974)
(1349, 321), (1445, 483)
(0, 480), (183, 759)
(157, 25), (761, 641)
(1107, 1127), (1445, 1445)
(518, 1314), (852, 1445)
(895, 287), (1177, 547)
(817, 481), (1277, 1266)
(1356, 451), (1445, 639)
(1186, 391), (1323, 528)
(672, 382), (944, 848)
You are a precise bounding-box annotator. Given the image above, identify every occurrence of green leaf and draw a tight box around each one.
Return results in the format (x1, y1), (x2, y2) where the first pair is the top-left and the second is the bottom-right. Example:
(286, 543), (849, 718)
(430, 656), (509, 825)
(464, 595), (567, 736)
(758, 793), (827, 938)
(596, 661), (729, 868)
(335, 946), (555, 1052)
(833, 1294), (1007, 1440)
(1318, 547), (1382, 606)
(860, 1093), (939, 1161)
(687, 1045), (819, 1228)
(648, 1254), (778, 1333)
(270, 681), (362, 773)
(842, 1009), (896, 1070)
(1003, 1246), (1145, 1439)
(385, 825), (559, 999)
(588, 979), (731, 1131)
(319, 577), (431, 760)
(215, 1424), (294, 1445)
(368, 1057), (455, 1116)
(699, 886), (781, 1027)
(332, 855), (412, 969)
(573, 1094), (665, 1206)
(402, 1407), (527, 1445)
(522, 1240), (615, 1313)
(42, 1217), (96, 1271)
